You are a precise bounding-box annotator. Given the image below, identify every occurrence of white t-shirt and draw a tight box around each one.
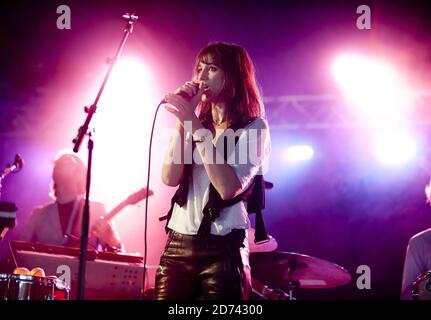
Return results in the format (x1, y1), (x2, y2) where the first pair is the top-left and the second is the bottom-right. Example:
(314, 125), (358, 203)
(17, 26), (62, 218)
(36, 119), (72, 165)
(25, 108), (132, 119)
(168, 117), (271, 236)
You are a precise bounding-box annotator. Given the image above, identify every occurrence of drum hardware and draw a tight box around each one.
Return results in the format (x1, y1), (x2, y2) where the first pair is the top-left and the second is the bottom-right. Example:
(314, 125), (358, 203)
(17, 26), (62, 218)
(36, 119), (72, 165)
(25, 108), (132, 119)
(250, 251), (352, 300)
(251, 277), (292, 300)
(412, 271), (431, 300)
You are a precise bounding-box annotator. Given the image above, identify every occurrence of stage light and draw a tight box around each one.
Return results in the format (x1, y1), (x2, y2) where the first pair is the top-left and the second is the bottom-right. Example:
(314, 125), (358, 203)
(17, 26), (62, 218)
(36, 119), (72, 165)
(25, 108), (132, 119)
(284, 145), (314, 162)
(90, 56), (159, 208)
(103, 56), (155, 106)
(372, 131), (417, 166)
(332, 54), (413, 125)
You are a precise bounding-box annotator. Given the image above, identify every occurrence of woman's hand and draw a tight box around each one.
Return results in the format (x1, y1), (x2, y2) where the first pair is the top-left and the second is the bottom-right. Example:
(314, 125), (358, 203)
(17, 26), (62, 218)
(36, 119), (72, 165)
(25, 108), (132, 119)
(164, 81), (204, 124)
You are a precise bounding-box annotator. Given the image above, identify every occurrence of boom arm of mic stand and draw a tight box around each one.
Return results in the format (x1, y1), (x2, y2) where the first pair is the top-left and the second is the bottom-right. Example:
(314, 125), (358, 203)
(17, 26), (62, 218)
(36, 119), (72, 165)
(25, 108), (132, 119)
(72, 13), (138, 153)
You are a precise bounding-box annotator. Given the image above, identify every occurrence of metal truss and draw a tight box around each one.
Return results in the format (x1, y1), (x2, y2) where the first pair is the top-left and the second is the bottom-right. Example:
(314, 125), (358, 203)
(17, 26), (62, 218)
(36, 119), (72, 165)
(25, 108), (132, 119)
(3, 91), (431, 139)
(264, 91), (431, 130)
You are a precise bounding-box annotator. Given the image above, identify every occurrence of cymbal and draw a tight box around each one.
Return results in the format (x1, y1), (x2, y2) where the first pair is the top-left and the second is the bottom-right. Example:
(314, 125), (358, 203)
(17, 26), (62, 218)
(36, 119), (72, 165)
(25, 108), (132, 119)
(250, 251), (351, 289)
(248, 228), (278, 253)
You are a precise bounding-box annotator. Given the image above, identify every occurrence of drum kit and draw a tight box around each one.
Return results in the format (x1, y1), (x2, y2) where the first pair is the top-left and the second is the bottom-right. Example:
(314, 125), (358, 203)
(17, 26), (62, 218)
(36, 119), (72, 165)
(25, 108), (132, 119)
(412, 271), (431, 300)
(248, 228), (352, 300)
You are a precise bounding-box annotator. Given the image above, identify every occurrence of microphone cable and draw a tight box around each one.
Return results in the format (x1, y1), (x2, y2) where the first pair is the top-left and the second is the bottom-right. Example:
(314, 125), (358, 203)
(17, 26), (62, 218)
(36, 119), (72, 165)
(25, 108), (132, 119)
(142, 100), (163, 299)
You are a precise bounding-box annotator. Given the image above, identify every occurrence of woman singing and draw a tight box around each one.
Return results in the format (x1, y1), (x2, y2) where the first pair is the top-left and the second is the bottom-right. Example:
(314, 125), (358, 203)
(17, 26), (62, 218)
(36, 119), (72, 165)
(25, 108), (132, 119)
(156, 42), (271, 300)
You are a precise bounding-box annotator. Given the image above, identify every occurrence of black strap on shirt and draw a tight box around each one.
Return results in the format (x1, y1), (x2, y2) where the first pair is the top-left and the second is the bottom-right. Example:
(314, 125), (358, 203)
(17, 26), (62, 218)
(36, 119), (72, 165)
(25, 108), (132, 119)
(159, 118), (269, 243)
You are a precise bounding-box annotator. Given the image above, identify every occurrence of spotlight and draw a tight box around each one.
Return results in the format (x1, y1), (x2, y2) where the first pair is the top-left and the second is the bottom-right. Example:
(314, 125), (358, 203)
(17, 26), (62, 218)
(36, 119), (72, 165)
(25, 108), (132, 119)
(372, 131), (416, 166)
(332, 54), (412, 125)
(284, 145), (314, 162)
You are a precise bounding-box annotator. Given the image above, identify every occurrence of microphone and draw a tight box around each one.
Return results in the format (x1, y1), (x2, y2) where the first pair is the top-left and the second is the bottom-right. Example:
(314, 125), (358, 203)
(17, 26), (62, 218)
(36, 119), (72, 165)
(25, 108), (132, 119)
(161, 82), (202, 104)
(12, 154), (24, 171)
(8, 154), (24, 173)
(1, 154), (24, 179)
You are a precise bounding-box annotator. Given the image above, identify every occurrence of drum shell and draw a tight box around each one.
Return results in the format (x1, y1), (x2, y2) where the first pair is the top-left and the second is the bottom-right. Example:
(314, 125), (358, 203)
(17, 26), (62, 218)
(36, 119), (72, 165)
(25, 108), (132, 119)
(0, 273), (69, 300)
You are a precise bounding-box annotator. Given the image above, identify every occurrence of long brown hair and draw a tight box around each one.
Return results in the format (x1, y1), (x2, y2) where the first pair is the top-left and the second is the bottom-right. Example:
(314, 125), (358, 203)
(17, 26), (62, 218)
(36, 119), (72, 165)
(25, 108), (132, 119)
(194, 42), (264, 128)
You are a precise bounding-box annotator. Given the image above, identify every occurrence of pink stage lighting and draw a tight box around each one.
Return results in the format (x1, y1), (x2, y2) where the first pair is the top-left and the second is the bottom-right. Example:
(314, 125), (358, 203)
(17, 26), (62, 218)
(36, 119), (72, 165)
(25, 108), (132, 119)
(91, 56), (159, 208)
(332, 54), (413, 126)
(284, 145), (314, 162)
(372, 131), (417, 166)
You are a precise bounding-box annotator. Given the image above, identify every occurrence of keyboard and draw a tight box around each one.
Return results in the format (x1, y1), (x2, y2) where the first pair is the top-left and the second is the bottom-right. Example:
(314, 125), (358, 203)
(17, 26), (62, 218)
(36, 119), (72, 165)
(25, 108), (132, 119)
(11, 240), (157, 300)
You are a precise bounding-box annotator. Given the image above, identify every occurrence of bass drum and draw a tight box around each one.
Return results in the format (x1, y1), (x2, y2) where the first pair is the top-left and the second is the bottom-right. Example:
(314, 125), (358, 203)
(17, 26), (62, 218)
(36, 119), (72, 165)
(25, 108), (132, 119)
(412, 271), (431, 300)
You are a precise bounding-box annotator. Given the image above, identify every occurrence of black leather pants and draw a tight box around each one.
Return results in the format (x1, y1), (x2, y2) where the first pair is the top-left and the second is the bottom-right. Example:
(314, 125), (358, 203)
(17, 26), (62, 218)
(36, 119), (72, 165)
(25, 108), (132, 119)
(155, 229), (251, 300)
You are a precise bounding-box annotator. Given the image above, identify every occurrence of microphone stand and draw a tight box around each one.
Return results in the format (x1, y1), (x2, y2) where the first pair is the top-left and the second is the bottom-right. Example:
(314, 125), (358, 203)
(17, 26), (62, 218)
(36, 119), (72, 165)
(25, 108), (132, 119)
(0, 155), (21, 243)
(72, 13), (138, 300)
